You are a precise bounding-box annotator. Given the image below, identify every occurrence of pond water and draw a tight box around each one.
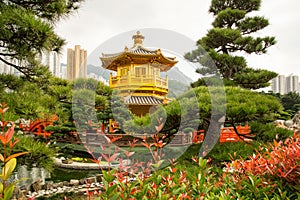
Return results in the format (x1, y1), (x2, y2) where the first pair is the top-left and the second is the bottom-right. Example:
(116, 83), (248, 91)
(48, 167), (101, 183)
(11, 165), (101, 186)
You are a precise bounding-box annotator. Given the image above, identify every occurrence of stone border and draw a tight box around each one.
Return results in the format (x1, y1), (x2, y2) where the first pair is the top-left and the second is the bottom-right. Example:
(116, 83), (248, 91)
(54, 158), (119, 170)
(12, 174), (104, 199)
(53, 157), (130, 170)
(11, 158), (131, 199)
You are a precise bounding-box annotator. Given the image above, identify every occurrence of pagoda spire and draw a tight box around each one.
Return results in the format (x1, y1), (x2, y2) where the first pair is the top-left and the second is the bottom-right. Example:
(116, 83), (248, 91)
(132, 31), (144, 47)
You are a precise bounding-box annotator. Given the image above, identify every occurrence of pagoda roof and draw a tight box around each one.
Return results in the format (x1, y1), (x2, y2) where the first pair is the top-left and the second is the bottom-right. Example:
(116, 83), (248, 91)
(124, 96), (163, 105)
(100, 31), (178, 71)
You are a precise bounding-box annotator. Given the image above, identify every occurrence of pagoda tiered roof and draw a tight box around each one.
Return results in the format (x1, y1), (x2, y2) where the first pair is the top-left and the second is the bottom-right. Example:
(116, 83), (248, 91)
(124, 96), (163, 105)
(100, 31), (178, 71)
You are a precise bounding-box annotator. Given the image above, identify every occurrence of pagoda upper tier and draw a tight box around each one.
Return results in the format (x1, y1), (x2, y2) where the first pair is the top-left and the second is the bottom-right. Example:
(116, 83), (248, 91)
(100, 31), (178, 71)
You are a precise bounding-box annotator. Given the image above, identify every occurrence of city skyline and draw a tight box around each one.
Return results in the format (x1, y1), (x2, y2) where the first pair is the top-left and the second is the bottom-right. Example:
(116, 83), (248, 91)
(271, 74), (300, 94)
(55, 0), (300, 77)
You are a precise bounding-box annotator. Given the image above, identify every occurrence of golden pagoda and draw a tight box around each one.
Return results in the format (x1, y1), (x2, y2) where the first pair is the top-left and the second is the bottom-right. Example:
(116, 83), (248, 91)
(100, 31), (178, 116)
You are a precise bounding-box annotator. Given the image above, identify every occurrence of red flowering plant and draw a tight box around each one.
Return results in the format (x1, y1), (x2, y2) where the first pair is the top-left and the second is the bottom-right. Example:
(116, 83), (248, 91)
(227, 133), (300, 194)
(0, 103), (28, 200)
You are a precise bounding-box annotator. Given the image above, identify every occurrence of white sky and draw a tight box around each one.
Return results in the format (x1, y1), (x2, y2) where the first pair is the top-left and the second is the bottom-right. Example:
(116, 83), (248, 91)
(55, 0), (300, 78)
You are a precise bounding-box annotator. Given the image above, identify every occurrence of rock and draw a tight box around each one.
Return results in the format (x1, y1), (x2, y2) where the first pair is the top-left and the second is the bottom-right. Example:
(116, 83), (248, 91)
(79, 178), (86, 185)
(96, 174), (102, 182)
(69, 179), (79, 186)
(12, 185), (22, 200)
(62, 159), (73, 164)
(86, 176), (97, 183)
(56, 182), (64, 188)
(30, 179), (43, 192)
(63, 181), (69, 186)
(43, 181), (54, 190)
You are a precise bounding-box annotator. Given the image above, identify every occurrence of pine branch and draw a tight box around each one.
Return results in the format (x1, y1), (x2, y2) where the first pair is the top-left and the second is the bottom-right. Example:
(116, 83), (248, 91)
(229, 121), (256, 142)
(0, 52), (17, 57)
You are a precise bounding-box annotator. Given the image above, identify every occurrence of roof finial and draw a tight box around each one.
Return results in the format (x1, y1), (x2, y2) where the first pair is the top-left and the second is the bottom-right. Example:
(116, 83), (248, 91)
(132, 31), (144, 47)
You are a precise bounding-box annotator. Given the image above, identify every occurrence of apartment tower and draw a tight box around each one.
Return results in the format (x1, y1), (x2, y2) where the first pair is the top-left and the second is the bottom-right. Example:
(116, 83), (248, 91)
(66, 45), (87, 81)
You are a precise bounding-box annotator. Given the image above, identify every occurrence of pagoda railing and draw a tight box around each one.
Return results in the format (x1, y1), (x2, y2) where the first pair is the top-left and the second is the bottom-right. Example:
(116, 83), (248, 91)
(110, 75), (168, 89)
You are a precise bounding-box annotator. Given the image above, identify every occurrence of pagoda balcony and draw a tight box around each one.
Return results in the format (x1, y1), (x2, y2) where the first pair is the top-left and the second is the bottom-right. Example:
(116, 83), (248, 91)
(110, 74), (168, 94)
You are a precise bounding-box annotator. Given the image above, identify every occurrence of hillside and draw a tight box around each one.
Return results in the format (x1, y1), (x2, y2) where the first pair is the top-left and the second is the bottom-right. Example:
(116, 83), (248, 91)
(87, 64), (111, 80)
(161, 66), (193, 85)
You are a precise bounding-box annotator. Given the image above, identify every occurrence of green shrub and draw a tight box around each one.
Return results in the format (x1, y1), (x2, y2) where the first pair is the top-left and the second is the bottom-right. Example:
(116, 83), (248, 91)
(14, 136), (57, 172)
(207, 141), (259, 163)
(249, 121), (294, 142)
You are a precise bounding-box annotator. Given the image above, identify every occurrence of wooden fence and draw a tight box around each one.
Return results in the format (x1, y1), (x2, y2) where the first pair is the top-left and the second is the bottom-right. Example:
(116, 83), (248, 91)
(193, 125), (252, 143)
(77, 132), (193, 147)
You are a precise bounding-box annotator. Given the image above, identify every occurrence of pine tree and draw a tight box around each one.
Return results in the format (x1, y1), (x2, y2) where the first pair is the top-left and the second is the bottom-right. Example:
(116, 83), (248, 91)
(0, 0), (83, 78)
(185, 0), (277, 89)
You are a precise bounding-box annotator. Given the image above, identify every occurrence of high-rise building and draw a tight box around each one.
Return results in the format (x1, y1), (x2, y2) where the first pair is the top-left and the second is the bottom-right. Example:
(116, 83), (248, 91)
(37, 51), (61, 77)
(1, 49), (61, 77)
(0, 60), (17, 75)
(271, 75), (286, 95)
(66, 45), (87, 81)
(0, 49), (20, 76)
(286, 74), (299, 93)
(271, 74), (300, 94)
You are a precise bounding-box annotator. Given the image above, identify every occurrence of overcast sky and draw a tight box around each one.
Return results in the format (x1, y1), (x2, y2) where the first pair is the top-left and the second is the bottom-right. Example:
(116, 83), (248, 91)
(55, 0), (300, 77)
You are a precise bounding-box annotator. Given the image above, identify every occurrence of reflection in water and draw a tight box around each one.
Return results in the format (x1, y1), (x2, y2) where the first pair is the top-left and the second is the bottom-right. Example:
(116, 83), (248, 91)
(11, 165), (51, 186)
(10, 165), (101, 186)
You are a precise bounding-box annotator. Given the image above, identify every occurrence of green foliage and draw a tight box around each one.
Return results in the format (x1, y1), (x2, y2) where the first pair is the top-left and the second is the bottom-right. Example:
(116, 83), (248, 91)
(209, 0), (262, 15)
(234, 68), (278, 89)
(181, 86), (282, 127)
(0, 0), (83, 78)
(249, 121), (294, 142)
(0, 74), (23, 91)
(91, 152), (299, 199)
(225, 87), (283, 123)
(69, 78), (117, 133)
(125, 86), (282, 141)
(123, 93), (202, 137)
(14, 136), (56, 172)
(110, 91), (132, 132)
(207, 141), (259, 163)
(0, 75), (73, 122)
(280, 92), (300, 116)
(60, 132), (299, 199)
(185, 0), (277, 89)
(266, 91), (300, 119)
(191, 75), (237, 87)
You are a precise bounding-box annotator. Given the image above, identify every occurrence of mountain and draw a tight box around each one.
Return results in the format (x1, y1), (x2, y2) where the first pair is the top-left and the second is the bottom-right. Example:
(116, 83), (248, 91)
(167, 79), (190, 98)
(161, 66), (193, 85)
(87, 64), (111, 80)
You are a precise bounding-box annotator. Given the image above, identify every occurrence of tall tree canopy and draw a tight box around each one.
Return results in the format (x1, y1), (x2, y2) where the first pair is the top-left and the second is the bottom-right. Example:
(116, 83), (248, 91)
(185, 0), (277, 89)
(0, 0), (83, 78)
